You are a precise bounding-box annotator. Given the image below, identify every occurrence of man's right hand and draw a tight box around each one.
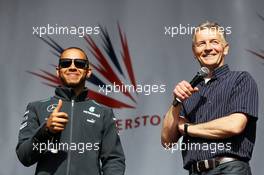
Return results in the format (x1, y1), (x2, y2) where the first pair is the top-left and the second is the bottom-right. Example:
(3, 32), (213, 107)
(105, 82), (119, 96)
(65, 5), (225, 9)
(46, 99), (69, 133)
(173, 80), (199, 102)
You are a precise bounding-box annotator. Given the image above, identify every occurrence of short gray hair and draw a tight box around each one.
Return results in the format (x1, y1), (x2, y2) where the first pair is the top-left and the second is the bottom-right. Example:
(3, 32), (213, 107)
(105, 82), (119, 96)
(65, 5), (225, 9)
(192, 21), (227, 45)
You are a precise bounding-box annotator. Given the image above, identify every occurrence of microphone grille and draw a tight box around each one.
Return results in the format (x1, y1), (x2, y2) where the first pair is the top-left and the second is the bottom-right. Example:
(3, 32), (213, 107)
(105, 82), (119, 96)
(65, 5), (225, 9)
(199, 67), (210, 77)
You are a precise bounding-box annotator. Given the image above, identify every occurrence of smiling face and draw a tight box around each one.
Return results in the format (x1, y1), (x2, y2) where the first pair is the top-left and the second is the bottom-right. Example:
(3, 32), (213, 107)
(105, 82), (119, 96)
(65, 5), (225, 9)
(192, 28), (229, 71)
(57, 48), (91, 88)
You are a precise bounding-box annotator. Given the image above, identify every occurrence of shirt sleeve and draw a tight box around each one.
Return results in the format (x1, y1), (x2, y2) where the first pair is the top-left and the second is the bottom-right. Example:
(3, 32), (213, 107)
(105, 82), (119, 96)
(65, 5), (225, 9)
(16, 102), (54, 167)
(228, 72), (258, 120)
(180, 106), (187, 117)
(100, 108), (126, 175)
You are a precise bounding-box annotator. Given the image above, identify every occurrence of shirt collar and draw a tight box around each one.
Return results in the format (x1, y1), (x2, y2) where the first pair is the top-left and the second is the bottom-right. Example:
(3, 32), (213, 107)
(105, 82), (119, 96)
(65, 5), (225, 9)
(211, 64), (230, 79)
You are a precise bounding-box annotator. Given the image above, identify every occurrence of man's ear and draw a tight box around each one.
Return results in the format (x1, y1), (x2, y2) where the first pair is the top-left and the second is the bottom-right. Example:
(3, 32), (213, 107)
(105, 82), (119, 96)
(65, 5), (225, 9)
(56, 67), (59, 78)
(86, 66), (92, 78)
(223, 43), (229, 56)
(192, 45), (198, 60)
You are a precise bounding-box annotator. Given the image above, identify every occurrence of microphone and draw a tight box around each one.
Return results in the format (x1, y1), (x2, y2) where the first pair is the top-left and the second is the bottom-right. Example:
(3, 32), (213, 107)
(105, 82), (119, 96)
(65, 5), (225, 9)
(172, 67), (209, 107)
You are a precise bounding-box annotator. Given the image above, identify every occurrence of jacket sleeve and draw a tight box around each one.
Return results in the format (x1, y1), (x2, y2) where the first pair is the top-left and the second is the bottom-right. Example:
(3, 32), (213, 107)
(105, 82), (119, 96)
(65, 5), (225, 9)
(100, 108), (126, 175)
(16, 102), (54, 167)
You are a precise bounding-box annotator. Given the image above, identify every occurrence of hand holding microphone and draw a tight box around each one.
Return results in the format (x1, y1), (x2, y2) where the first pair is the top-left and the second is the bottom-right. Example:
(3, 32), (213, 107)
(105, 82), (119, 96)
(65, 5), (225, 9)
(46, 99), (69, 133)
(172, 67), (209, 106)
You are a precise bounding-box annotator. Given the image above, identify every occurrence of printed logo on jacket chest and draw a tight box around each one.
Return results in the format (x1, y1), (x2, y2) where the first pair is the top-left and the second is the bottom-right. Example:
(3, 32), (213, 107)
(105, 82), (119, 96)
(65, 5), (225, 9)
(47, 104), (58, 112)
(83, 106), (101, 124)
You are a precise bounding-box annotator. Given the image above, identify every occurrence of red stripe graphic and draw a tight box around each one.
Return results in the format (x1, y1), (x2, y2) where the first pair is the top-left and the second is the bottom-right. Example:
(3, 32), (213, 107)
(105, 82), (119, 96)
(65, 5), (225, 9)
(118, 24), (137, 89)
(84, 35), (136, 103)
(27, 70), (61, 85)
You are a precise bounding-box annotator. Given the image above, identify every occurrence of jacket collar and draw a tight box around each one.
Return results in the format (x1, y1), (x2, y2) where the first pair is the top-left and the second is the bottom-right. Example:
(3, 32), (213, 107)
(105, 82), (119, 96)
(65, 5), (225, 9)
(55, 86), (88, 101)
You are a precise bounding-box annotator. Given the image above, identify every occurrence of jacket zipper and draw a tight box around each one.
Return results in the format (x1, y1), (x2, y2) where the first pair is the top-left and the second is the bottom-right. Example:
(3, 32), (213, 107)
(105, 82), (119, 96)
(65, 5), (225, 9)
(66, 100), (74, 175)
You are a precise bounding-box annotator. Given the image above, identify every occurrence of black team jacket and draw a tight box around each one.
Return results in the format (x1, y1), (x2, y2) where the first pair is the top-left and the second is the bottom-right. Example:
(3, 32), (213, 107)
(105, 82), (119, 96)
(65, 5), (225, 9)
(16, 86), (126, 175)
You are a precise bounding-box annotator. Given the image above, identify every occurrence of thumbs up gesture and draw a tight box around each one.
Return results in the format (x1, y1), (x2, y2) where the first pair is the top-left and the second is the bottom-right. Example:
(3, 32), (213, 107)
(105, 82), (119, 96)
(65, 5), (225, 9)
(46, 99), (69, 133)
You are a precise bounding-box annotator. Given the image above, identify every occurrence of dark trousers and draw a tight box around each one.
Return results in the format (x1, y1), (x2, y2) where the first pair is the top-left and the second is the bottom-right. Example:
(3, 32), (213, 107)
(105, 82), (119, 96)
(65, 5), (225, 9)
(189, 160), (252, 175)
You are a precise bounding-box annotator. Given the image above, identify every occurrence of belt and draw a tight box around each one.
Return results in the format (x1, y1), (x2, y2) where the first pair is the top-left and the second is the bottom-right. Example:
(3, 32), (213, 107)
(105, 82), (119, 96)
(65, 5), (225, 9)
(190, 157), (238, 173)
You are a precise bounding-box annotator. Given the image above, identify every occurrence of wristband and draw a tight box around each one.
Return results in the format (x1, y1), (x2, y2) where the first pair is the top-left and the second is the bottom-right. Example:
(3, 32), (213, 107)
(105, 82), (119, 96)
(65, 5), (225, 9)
(184, 123), (190, 136)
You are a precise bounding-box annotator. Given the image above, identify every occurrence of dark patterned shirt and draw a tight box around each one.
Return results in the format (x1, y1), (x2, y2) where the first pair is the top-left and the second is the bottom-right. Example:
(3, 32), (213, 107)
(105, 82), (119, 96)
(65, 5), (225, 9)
(180, 64), (258, 170)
